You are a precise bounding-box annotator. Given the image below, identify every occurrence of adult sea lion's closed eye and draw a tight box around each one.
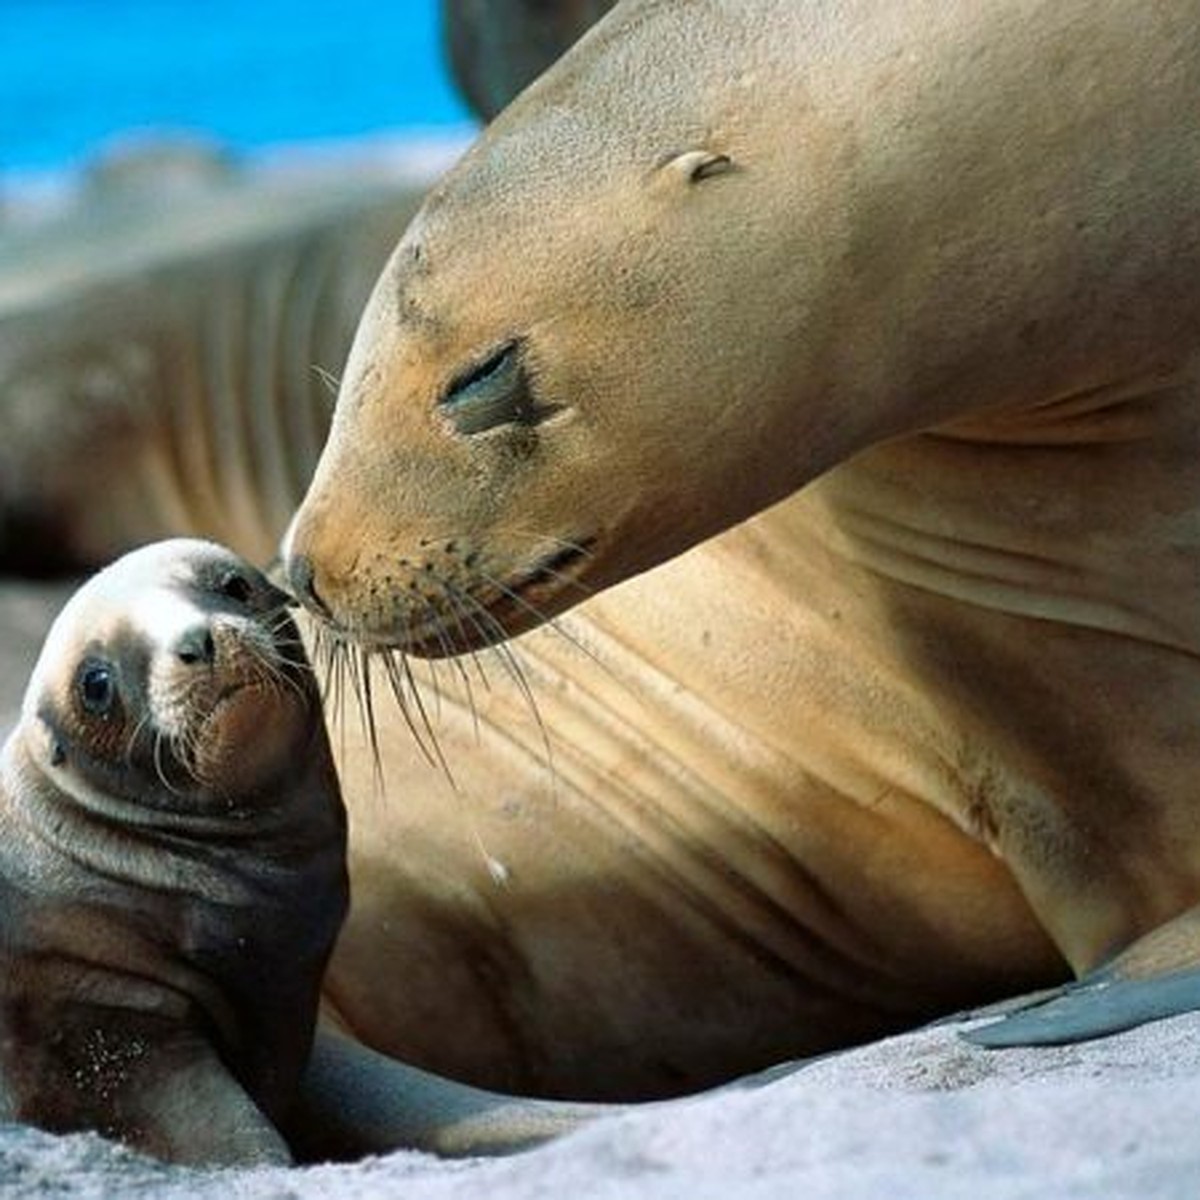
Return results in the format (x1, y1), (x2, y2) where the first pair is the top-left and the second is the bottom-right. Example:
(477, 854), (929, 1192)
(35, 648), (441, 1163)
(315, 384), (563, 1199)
(440, 341), (561, 435)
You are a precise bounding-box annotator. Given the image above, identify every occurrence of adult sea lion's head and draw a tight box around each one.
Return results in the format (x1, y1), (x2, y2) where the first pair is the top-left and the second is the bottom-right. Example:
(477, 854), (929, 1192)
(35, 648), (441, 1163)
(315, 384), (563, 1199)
(285, 1), (872, 654)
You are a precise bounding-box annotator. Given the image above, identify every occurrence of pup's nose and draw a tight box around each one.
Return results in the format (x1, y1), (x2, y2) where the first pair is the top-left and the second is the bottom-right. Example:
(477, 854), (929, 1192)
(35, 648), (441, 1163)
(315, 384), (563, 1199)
(174, 623), (216, 666)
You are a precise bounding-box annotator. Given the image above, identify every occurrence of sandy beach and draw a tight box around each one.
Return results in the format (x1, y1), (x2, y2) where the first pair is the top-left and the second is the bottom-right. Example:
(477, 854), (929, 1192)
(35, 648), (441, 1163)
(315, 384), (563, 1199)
(0, 983), (1196, 1198)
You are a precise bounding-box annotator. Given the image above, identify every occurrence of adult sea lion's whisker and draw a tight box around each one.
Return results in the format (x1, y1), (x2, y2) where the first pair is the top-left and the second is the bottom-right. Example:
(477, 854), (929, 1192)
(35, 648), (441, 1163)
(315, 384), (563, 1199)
(409, 612), (451, 724)
(318, 632), (353, 766)
(434, 589), (494, 694)
(453, 580), (555, 775)
(397, 647), (453, 779)
(517, 561), (598, 602)
(488, 566), (592, 651)
(332, 636), (350, 736)
(418, 586), (484, 692)
(497, 529), (599, 601)
(431, 590), (487, 741)
(310, 363), (341, 398)
(441, 578), (532, 697)
(348, 604), (449, 775)
(480, 568), (607, 676)
(498, 528), (598, 561)
(343, 643), (364, 720)
(376, 651), (444, 775)
(355, 647), (385, 789)
(314, 627), (332, 705)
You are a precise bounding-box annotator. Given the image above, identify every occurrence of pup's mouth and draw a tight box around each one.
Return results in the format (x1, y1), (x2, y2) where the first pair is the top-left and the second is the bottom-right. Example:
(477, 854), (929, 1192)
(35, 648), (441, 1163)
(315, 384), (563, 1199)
(173, 624), (313, 783)
(188, 674), (309, 793)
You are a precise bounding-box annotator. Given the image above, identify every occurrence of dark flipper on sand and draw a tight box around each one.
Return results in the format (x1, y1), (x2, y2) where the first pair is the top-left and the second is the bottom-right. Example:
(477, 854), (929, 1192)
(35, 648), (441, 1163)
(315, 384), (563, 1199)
(290, 1026), (612, 1162)
(963, 967), (1200, 1048)
(965, 906), (1200, 1048)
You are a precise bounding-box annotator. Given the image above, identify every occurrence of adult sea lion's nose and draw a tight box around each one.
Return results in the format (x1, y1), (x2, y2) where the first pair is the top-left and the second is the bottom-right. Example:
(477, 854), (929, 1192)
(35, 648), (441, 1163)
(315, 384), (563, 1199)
(285, 554), (331, 619)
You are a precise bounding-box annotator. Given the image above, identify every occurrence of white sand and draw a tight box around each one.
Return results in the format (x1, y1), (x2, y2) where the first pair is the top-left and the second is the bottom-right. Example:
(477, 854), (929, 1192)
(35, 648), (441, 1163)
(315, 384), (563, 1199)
(0, 1010), (1197, 1198)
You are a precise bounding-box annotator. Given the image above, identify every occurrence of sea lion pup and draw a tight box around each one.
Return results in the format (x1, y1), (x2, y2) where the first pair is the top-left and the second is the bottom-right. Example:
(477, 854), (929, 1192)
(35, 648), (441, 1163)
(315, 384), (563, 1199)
(0, 539), (347, 1165)
(283, 0), (1200, 1096)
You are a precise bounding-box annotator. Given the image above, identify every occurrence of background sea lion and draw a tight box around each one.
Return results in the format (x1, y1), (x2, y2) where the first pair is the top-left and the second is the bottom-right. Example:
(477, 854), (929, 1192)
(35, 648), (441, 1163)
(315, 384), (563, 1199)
(282, 0), (1200, 1095)
(0, 539), (347, 1165)
(442, 0), (614, 121)
(0, 149), (445, 572)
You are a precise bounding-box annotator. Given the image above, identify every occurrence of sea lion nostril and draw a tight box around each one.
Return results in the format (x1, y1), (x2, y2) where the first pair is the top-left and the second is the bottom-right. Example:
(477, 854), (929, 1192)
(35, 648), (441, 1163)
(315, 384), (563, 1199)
(287, 554), (331, 618)
(2, 539), (347, 1163)
(175, 625), (216, 666)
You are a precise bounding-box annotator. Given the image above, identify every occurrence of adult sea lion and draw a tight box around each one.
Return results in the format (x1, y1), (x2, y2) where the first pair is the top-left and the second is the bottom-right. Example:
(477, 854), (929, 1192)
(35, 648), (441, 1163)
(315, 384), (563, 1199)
(283, 0), (1200, 1097)
(0, 539), (347, 1165)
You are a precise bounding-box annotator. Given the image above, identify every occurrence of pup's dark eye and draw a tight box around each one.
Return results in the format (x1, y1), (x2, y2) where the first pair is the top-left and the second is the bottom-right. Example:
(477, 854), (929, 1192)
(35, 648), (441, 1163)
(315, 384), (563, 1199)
(219, 570), (254, 604)
(77, 661), (116, 716)
(440, 342), (559, 435)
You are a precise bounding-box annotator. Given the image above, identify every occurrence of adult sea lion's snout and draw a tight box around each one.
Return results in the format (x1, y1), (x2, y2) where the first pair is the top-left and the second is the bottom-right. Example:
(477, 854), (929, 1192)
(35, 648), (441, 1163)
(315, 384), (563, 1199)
(284, 2), (828, 656)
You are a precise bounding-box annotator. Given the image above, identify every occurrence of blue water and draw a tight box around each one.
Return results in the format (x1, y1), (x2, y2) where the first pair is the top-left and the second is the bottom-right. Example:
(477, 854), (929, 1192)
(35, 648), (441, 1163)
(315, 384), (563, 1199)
(0, 0), (474, 174)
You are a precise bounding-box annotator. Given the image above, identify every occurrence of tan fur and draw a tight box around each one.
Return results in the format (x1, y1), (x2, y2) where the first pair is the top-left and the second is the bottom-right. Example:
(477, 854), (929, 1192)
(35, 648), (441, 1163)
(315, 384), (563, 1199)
(283, 0), (1200, 1096)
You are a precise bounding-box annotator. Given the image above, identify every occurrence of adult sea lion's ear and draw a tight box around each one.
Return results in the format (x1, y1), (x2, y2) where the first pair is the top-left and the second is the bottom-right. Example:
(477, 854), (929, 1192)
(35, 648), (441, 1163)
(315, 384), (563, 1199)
(661, 149), (736, 184)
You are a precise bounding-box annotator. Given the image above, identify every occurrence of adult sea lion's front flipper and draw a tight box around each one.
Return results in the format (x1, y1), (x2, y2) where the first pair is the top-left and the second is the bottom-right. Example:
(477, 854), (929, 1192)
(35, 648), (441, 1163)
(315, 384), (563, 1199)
(290, 1027), (611, 1161)
(966, 908), (1200, 1047)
